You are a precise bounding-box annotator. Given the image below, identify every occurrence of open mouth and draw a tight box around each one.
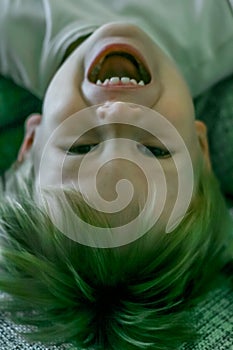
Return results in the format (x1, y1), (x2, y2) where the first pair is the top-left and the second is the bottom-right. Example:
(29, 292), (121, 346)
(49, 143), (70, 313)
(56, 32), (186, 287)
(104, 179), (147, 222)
(88, 48), (151, 87)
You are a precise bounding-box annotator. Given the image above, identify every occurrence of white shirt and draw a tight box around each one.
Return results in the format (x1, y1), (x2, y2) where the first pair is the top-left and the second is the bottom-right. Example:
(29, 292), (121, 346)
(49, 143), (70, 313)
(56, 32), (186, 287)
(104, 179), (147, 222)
(0, 0), (232, 98)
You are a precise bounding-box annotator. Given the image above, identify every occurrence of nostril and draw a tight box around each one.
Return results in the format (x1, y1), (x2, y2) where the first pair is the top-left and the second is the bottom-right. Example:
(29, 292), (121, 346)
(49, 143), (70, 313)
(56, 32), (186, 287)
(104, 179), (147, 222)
(96, 101), (144, 123)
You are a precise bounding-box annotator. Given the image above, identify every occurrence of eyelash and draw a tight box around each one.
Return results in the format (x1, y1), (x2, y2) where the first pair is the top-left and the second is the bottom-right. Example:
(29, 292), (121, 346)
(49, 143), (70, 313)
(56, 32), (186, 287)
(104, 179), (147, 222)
(67, 144), (171, 158)
(142, 145), (171, 158)
(67, 144), (98, 155)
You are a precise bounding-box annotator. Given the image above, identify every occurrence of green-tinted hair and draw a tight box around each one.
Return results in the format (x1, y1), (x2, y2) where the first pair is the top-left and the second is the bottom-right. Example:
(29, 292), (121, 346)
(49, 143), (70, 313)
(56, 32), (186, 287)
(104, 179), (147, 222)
(0, 164), (232, 350)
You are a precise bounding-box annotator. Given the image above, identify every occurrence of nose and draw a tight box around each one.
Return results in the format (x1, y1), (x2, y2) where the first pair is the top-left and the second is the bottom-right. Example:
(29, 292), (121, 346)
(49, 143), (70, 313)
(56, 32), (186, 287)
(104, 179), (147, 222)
(95, 101), (153, 141)
(97, 101), (143, 125)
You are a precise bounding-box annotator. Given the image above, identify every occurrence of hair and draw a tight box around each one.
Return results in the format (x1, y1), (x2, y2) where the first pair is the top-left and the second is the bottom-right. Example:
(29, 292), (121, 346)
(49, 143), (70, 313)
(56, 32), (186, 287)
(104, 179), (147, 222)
(0, 161), (232, 350)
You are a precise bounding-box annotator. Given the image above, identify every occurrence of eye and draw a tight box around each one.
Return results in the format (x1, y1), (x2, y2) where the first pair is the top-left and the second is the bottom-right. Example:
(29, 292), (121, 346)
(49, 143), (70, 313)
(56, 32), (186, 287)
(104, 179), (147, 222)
(146, 146), (171, 158)
(139, 144), (171, 158)
(67, 144), (98, 155)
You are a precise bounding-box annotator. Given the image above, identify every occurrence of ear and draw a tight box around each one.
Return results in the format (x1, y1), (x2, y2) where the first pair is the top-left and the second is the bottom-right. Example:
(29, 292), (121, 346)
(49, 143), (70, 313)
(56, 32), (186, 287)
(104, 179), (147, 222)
(17, 114), (42, 163)
(195, 120), (211, 170)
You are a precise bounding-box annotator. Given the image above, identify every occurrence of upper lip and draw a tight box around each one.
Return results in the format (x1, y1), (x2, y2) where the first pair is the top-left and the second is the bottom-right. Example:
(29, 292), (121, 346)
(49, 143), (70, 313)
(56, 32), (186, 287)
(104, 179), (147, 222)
(87, 43), (151, 85)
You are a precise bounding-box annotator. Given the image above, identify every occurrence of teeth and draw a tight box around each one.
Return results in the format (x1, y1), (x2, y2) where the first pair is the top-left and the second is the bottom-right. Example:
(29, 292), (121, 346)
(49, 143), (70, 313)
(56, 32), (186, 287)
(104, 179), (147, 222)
(95, 77), (145, 86)
(121, 77), (130, 84)
(110, 77), (120, 84)
(130, 79), (137, 85)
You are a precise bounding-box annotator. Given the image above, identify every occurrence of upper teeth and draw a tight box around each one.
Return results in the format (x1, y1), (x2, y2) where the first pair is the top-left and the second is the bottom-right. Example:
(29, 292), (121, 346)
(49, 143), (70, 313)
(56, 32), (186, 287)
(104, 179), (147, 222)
(96, 77), (145, 86)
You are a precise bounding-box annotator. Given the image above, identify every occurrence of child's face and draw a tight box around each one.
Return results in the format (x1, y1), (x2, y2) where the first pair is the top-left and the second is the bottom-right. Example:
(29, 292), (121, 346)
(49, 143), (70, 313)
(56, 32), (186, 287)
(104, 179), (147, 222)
(30, 22), (208, 238)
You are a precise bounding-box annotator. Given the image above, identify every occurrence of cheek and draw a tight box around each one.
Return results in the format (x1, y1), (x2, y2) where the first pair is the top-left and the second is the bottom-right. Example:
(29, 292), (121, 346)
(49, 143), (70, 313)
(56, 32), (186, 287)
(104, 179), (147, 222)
(43, 66), (87, 121)
(43, 85), (86, 122)
(154, 61), (194, 123)
(154, 88), (194, 126)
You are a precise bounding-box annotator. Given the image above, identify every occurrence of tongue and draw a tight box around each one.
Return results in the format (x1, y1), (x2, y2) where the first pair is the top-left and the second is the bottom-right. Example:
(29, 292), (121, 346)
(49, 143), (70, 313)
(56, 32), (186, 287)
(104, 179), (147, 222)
(98, 55), (141, 81)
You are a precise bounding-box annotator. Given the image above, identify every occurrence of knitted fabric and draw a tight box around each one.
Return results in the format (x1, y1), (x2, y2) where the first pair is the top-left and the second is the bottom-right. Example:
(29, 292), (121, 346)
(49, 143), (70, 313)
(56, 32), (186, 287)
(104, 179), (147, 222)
(0, 274), (232, 350)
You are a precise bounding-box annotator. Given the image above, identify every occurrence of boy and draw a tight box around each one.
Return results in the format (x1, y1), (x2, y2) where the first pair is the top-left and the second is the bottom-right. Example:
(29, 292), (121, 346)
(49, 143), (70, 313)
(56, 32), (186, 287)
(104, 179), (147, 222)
(0, 1), (233, 349)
